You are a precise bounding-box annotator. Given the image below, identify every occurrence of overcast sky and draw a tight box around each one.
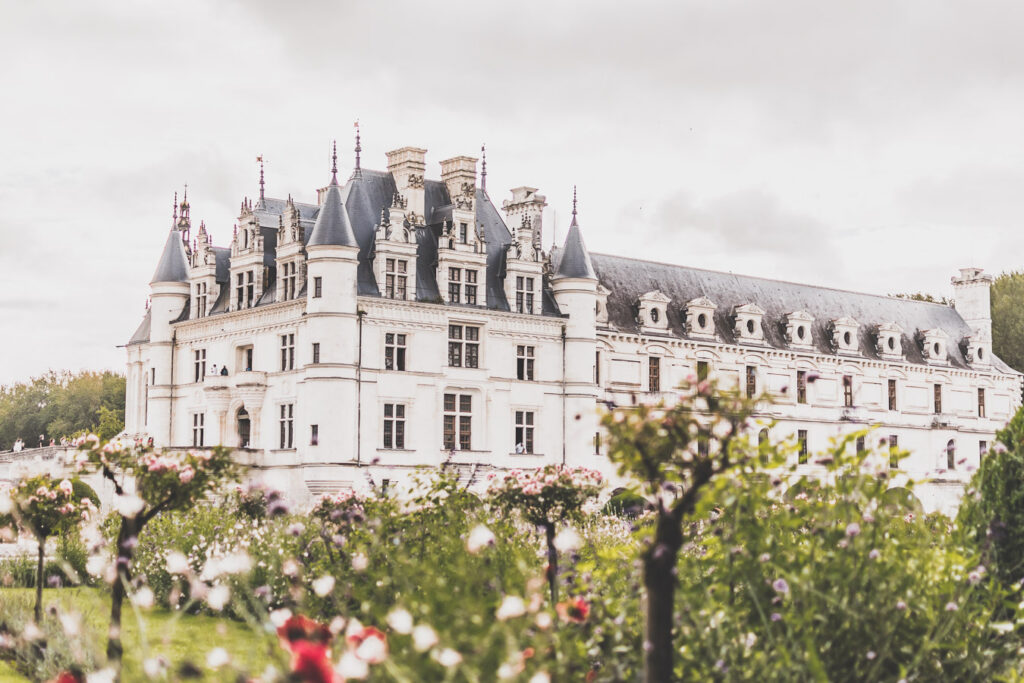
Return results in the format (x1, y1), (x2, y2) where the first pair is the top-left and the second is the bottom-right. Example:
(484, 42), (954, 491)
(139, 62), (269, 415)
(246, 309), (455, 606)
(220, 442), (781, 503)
(3, 0), (1024, 385)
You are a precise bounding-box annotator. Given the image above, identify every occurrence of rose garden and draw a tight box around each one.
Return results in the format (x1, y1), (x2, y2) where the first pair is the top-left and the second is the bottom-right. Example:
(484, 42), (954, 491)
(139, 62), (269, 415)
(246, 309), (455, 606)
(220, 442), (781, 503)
(3, 380), (1024, 682)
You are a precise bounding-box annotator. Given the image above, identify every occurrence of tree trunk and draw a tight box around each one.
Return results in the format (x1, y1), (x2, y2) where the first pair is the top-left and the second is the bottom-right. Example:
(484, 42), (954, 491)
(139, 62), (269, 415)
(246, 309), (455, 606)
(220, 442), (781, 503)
(34, 537), (45, 623)
(544, 522), (558, 606)
(643, 512), (684, 683)
(107, 517), (138, 669)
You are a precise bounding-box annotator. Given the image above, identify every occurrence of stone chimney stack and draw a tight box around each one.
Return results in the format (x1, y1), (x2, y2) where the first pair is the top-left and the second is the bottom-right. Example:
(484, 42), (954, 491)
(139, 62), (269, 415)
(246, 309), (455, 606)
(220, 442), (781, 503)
(502, 187), (547, 250)
(386, 147), (427, 223)
(951, 267), (994, 338)
(439, 156), (478, 202)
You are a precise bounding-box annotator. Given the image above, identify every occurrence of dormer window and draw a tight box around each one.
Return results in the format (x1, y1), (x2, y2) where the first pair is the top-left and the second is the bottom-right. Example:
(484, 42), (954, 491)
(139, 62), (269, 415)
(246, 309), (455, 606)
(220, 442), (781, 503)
(876, 322), (903, 360)
(785, 311), (815, 349)
(650, 308), (660, 323)
(733, 303), (765, 344)
(638, 290), (671, 334)
(831, 317), (859, 355)
(963, 333), (991, 367)
(685, 296), (717, 338)
(920, 329), (949, 365)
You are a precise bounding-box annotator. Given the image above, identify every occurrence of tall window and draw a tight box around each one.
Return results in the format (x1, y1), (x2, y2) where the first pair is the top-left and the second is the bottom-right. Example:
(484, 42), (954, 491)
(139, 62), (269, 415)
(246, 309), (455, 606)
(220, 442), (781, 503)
(978, 388), (986, 418)
(280, 334), (295, 371)
(745, 365), (757, 399)
(889, 435), (899, 468)
(946, 439), (956, 470)
(443, 393), (472, 451)
(192, 413), (205, 447)
(195, 282), (207, 317)
(311, 424), (319, 446)
(383, 403), (406, 449)
(448, 268), (462, 303)
(465, 270), (478, 305)
(459, 222), (468, 244)
(385, 333), (407, 371)
(385, 258), (408, 300)
(933, 384), (942, 414)
(279, 404), (294, 449)
(313, 276), (322, 298)
(517, 345), (535, 381)
(842, 375), (853, 408)
(649, 357), (661, 393)
(796, 371), (807, 404)
(235, 272), (245, 309)
(246, 271), (255, 308)
(193, 349), (206, 382)
(594, 431), (601, 455)
(697, 361), (710, 382)
(888, 379), (897, 411)
(798, 429), (808, 464)
(282, 262), (298, 300)
(856, 435), (866, 454)
(448, 324), (480, 368)
(515, 276), (535, 314)
(515, 411), (535, 453)
(758, 428), (769, 465)
(312, 342), (320, 364)
(595, 351), (601, 385)
(980, 440), (988, 457)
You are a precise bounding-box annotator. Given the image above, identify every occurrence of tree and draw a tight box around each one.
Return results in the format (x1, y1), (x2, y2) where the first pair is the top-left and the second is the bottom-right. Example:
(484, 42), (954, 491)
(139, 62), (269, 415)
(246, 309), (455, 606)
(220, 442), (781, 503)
(991, 271), (1024, 374)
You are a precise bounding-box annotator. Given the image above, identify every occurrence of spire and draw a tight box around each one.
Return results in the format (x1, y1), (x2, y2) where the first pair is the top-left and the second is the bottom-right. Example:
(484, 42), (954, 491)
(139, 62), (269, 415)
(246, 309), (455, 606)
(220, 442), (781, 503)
(480, 144), (487, 191)
(309, 152), (358, 248)
(331, 140), (338, 185)
(352, 120), (362, 179)
(555, 187), (596, 280)
(172, 192), (178, 226)
(257, 155), (266, 206)
(151, 221), (190, 284)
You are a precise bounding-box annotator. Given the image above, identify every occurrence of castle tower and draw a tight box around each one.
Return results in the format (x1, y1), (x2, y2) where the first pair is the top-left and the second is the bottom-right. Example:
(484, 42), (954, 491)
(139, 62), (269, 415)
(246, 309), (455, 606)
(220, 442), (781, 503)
(952, 267), (995, 339)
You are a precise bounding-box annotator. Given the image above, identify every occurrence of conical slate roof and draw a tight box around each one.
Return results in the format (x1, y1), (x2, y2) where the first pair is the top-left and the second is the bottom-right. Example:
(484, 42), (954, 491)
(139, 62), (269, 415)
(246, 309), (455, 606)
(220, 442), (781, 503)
(554, 213), (596, 279)
(307, 179), (358, 248)
(150, 228), (189, 284)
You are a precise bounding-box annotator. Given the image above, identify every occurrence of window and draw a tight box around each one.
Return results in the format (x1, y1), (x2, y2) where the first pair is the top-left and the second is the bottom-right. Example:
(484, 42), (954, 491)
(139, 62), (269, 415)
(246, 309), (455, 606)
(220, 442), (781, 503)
(151, 367), (156, 385)
(281, 334), (295, 371)
(594, 432), (601, 455)
(282, 262), (298, 300)
(313, 276), (322, 298)
(448, 268), (461, 303)
(888, 379), (897, 411)
(236, 272), (244, 309)
(279, 404), (294, 449)
(796, 371), (807, 404)
(856, 435), (865, 454)
(697, 439), (710, 457)
(443, 393), (472, 450)
(515, 411), (535, 453)
(843, 375), (853, 408)
(697, 361), (710, 382)
(448, 324), (480, 368)
(758, 428), (769, 465)
(745, 365), (756, 399)
(798, 430), (808, 464)
(980, 440), (988, 457)
(465, 270), (478, 305)
(385, 258), (408, 300)
(946, 439), (956, 470)
(243, 346), (254, 372)
(311, 424), (319, 446)
(649, 357), (661, 393)
(978, 388), (986, 418)
(312, 342), (320, 365)
(246, 271), (255, 308)
(517, 345), (535, 380)
(193, 348), (206, 382)
(595, 351), (601, 385)
(889, 435), (899, 468)
(385, 333), (407, 371)
(192, 413), (205, 447)
(515, 276), (535, 314)
(459, 222), (468, 244)
(383, 403), (406, 449)
(933, 384), (942, 414)
(195, 281), (207, 317)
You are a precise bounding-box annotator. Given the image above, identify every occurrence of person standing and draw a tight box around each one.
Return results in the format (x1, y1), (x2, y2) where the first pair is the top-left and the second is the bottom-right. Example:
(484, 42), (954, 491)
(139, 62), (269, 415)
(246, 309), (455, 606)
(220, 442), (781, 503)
(38, 434), (44, 449)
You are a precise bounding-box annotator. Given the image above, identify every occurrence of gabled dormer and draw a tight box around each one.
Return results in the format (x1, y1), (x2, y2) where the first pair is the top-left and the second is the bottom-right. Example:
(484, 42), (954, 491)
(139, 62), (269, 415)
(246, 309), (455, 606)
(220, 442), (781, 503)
(733, 303), (765, 344)
(639, 290), (672, 334)
(504, 213), (543, 314)
(685, 296), (716, 339)
(963, 331), (992, 368)
(229, 198), (266, 312)
(373, 206), (417, 301)
(876, 322), (903, 360)
(276, 195), (306, 303)
(437, 155), (487, 306)
(920, 328), (949, 365)
(189, 221), (218, 319)
(830, 316), (859, 355)
(785, 311), (814, 349)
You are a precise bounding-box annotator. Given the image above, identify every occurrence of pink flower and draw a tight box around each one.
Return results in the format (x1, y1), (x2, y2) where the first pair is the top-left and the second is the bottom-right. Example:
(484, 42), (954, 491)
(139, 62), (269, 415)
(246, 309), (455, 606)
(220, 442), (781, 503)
(179, 466), (195, 484)
(845, 523), (861, 537)
(772, 578), (789, 594)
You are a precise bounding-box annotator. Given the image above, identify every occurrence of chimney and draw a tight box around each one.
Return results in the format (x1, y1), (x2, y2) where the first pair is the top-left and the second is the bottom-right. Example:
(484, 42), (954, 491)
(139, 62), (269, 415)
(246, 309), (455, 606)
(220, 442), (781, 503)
(502, 186), (547, 250)
(386, 147), (427, 221)
(951, 267), (994, 338)
(439, 156), (478, 207)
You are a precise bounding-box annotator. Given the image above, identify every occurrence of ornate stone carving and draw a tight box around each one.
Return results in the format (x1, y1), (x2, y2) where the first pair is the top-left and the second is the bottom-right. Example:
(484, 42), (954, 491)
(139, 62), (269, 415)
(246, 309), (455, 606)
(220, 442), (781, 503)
(391, 190), (408, 210)
(407, 173), (424, 189)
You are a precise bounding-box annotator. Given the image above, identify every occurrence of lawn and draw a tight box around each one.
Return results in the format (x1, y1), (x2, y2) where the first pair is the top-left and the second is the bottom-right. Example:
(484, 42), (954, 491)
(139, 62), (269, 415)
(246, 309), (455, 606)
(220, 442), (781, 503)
(1, 587), (282, 682)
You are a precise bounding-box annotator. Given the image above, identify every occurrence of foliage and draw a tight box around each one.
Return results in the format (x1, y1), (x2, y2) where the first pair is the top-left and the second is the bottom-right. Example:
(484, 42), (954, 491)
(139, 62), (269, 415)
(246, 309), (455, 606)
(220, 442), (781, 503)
(890, 291), (952, 305)
(487, 465), (602, 528)
(992, 270), (1024, 374)
(0, 371), (125, 450)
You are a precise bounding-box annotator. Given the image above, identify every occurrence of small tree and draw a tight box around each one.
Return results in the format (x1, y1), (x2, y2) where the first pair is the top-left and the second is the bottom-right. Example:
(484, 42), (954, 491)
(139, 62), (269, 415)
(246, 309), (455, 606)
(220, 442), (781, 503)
(488, 465), (602, 604)
(602, 379), (758, 683)
(76, 436), (238, 668)
(0, 474), (94, 621)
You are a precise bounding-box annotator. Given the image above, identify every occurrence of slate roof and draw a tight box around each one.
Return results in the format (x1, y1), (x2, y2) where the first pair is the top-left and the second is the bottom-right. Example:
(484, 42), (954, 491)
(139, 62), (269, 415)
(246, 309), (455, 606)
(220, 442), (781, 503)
(150, 229), (189, 284)
(127, 309), (151, 345)
(555, 217), (596, 280)
(307, 180), (358, 248)
(563, 250), (1015, 372)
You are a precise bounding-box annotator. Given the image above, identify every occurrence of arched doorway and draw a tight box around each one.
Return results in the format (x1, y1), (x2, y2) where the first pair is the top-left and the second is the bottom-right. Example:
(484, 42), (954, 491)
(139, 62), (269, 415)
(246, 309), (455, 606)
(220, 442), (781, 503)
(946, 439), (956, 470)
(237, 407), (251, 448)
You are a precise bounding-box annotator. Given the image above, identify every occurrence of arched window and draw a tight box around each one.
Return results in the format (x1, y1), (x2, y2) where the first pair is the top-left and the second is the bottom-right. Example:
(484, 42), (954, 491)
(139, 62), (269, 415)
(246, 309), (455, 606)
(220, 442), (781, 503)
(946, 439), (956, 470)
(237, 407), (251, 449)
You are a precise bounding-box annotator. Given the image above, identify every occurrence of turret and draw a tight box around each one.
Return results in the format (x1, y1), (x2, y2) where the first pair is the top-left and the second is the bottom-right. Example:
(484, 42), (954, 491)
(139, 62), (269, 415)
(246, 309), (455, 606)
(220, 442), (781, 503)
(952, 267), (994, 339)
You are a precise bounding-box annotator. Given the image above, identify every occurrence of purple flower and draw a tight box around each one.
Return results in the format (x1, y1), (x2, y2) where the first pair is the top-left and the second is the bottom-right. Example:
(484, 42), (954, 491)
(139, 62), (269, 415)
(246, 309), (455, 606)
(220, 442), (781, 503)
(846, 523), (861, 537)
(945, 602), (958, 612)
(896, 600), (907, 610)
(869, 549), (881, 560)
(770, 612), (782, 622)
(772, 578), (789, 594)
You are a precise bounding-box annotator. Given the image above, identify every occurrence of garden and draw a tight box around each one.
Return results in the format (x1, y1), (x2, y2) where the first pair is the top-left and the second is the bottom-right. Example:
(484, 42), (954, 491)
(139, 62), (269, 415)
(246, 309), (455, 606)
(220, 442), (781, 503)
(2, 379), (1024, 682)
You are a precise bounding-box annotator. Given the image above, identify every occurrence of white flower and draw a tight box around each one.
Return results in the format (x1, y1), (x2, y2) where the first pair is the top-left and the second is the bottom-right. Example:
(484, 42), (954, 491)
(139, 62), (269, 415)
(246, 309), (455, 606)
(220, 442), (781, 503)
(497, 662), (520, 679)
(990, 622), (1014, 634)
(143, 657), (164, 678)
(336, 652), (368, 679)
(496, 595), (527, 621)
(206, 584), (230, 611)
(535, 612), (553, 629)
(0, 491), (12, 515)
(352, 553), (369, 572)
(113, 494), (145, 517)
(433, 648), (463, 667)
(166, 551), (190, 575)
(386, 608), (413, 634)
(529, 673), (551, 683)
(328, 616), (346, 635)
(59, 613), (81, 637)
(411, 624), (438, 652)
(22, 622), (43, 641)
(355, 633), (388, 663)
(206, 647), (230, 668)
(219, 552), (252, 575)
(313, 575), (336, 597)
(553, 528), (583, 552)
(270, 608), (293, 628)
(86, 668), (117, 683)
(86, 555), (108, 578)
(466, 525), (496, 553)
(131, 586), (155, 609)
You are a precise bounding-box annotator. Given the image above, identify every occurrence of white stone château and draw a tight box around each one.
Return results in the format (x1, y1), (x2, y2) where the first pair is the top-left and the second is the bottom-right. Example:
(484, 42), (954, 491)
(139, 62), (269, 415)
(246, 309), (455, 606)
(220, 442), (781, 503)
(124, 140), (1021, 512)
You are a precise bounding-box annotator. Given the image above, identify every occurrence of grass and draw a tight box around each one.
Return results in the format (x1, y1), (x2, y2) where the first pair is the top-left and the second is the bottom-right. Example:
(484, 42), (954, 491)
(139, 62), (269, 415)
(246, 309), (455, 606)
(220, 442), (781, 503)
(1, 587), (283, 681)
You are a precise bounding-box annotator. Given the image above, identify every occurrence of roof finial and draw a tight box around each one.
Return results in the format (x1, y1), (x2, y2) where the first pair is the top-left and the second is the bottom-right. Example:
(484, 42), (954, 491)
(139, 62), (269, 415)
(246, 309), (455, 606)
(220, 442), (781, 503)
(480, 144), (487, 191)
(331, 140), (338, 184)
(257, 155), (265, 203)
(571, 185), (578, 226)
(173, 191), (178, 225)
(353, 120), (362, 179)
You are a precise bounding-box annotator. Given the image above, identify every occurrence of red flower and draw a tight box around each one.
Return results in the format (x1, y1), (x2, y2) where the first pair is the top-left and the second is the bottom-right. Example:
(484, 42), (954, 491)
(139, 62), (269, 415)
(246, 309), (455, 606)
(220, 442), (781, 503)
(289, 640), (337, 683)
(49, 673), (84, 683)
(278, 614), (331, 645)
(556, 597), (590, 623)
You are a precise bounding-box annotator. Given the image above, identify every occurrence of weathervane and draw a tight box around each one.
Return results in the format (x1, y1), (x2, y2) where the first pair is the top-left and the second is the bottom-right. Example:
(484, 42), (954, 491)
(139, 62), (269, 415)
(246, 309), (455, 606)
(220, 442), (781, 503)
(353, 120), (362, 179)
(256, 155), (265, 202)
(480, 143), (487, 191)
